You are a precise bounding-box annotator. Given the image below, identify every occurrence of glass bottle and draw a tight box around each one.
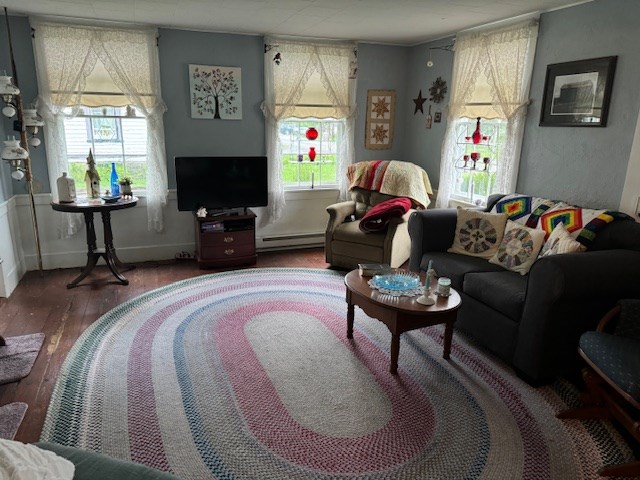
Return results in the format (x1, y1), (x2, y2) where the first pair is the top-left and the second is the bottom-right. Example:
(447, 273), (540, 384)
(110, 162), (120, 196)
(472, 117), (482, 145)
(57, 172), (76, 203)
(308, 147), (316, 162)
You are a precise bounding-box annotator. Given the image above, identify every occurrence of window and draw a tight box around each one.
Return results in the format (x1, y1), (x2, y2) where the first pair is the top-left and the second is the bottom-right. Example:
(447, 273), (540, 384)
(64, 106), (147, 192)
(33, 20), (168, 233)
(261, 38), (356, 225)
(436, 20), (538, 208)
(279, 119), (343, 188)
(451, 118), (506, 205)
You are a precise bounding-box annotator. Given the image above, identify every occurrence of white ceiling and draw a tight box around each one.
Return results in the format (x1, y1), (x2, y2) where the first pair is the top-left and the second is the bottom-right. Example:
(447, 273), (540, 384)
(3, 0), (589, 45)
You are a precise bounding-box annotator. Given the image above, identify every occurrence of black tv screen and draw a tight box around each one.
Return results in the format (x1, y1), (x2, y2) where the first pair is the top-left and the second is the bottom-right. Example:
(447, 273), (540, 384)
(175, 156), (268, 212)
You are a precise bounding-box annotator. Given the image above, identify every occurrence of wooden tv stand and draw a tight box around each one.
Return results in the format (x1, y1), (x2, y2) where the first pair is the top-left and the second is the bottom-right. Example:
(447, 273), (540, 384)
(194, 209), (257, 268)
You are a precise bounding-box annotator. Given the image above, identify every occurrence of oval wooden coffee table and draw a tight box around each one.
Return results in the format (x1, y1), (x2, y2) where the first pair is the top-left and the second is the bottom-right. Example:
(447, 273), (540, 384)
(344, 269), (462, 374)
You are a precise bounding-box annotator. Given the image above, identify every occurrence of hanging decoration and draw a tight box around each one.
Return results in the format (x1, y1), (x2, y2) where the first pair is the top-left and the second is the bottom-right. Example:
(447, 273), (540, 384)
(425, 105), (432, 129)
(413, 90), (426, 115)
(305, 127), (318, 140)
(189, 64), (242, 120)
(429, 77), (448, 103)
(365, 89), (396, 150)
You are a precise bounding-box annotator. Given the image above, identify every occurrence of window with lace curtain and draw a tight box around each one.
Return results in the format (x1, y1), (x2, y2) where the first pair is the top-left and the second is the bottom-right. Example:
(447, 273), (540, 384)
(32, 20), (168, 234)
(436, 20), (539, 209)
(261, 39), (356, 226)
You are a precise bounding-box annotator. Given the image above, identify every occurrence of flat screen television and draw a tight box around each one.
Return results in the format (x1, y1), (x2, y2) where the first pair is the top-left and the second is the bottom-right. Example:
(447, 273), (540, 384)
(175, 156), (268, 212)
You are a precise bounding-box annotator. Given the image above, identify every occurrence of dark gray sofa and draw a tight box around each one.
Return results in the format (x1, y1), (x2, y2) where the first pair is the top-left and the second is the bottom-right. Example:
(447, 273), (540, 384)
(408, 194), (640, 385)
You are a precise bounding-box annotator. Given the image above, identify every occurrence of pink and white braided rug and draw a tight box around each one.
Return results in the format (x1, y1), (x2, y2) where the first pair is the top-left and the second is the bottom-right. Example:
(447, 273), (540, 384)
(41, 268), (633, 479)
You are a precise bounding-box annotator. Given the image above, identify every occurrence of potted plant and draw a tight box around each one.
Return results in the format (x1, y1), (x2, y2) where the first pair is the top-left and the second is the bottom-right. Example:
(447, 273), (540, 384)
(118, 176), (133, 196)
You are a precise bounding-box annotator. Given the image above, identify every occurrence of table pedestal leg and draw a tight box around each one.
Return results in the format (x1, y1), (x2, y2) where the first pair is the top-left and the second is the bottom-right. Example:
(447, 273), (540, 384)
(443, 319), (454, 359)
(67, 212), (100, 289)
(101, 210), (131, 285)
(347, 303), (354, 339)
(390, 332), (400, 374)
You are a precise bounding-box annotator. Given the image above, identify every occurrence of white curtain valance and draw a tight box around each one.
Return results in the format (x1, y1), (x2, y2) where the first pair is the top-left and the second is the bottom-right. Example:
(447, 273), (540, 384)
(32, 18), (169, 234)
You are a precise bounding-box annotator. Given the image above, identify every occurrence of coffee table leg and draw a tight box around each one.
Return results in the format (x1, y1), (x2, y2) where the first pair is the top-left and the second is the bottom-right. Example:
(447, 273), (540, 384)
(347, 303), (354, 339)
(443, 319), (454, 359)
(390, 333), (400, 374)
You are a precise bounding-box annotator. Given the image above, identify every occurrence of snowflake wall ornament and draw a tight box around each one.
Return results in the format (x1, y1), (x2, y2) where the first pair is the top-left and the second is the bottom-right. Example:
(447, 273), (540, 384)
(189, 64), (242, 120)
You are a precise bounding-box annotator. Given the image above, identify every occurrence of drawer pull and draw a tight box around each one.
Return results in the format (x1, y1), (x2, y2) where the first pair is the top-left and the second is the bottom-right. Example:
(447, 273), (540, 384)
(225, 249), (235, 255)
(224, 236), (234, 243)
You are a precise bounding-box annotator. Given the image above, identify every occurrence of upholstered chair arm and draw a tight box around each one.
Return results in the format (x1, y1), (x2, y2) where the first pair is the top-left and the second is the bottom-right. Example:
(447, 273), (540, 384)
(408, 208), (458, 272)
(383, 209), (414, 268)
(326, 201), (356, 234)
(597, 305), (622, 332)
(513, 249), (640, 383)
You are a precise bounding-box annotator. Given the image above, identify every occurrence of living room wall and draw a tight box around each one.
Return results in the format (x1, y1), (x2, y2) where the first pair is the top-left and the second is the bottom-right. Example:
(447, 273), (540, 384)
(403, 0), (640, 211)
(517, 0), (640, 209)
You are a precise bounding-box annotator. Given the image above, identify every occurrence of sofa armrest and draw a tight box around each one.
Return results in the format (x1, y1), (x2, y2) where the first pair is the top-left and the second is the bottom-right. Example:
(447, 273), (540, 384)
(326, 201), (356, 234)
(35, 442), (179, 480)
(513, 249), (640, 382)
(408, 208), (457, 272)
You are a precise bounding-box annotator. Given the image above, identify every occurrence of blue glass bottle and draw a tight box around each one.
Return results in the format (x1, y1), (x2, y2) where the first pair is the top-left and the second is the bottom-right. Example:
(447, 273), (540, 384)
(110, 162), (120, 196)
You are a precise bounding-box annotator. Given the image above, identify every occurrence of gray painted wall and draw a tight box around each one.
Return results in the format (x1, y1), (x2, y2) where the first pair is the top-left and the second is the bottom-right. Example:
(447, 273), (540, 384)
(405, 37), (455, 189)
(0, 15), (49, 195)
(354, 43), (410, 163)
(158, 28), (265, 189)
(517, 0), (640, 209)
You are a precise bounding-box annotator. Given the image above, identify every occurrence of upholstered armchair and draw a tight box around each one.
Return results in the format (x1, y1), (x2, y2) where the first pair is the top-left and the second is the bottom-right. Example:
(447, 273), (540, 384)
(325, 188), (415, 270)
(558, 299), (640, 477)
(326, 160), (433, 270)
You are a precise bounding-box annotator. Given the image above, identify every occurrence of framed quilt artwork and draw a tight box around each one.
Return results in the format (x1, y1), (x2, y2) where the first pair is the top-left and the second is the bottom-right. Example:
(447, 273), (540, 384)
(365, 89), (396, 150)
(189, 64), (242, 120)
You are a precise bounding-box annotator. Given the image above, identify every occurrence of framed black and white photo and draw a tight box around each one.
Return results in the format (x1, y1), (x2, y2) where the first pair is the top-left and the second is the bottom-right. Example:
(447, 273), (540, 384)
(540, 56), (617, 127)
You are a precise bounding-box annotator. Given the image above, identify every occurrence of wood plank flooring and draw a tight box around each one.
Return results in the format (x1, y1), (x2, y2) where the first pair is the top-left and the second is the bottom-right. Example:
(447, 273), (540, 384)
(0, 247), (336, 443)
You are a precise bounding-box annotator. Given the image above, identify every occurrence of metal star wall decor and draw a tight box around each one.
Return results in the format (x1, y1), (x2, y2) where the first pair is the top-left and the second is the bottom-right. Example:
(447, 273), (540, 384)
(413, 90), (426, 114)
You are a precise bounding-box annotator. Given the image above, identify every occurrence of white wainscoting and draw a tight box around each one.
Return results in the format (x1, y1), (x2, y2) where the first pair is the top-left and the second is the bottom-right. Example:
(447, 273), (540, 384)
(3, 188), (340, 295)
(0, 196), (26, 297)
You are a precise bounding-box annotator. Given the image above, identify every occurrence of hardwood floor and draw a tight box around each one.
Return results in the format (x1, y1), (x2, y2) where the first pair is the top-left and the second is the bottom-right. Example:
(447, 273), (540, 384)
(0, 247), (336, 443)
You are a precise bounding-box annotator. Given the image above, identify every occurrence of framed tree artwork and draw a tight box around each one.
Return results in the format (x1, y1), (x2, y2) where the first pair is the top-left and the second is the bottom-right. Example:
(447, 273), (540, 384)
(365, 89), (396, 149)
(189, 65), (242, 120)
(539, 56), (617, 127)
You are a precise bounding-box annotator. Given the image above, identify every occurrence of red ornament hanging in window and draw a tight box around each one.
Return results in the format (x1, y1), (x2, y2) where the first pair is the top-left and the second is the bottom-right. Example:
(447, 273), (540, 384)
(305, 127), (318, 141)
(308, 147), (316, 162)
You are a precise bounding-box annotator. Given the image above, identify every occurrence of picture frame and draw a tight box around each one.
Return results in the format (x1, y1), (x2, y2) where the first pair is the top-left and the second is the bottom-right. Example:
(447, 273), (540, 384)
(539, 56), (617, 127)
(365, 89), (396, 150)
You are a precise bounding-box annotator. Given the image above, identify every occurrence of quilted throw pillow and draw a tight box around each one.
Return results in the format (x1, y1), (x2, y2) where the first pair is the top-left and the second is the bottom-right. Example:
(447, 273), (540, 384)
(489, 220), (546, 275)
(540, 222), (587, 257)
(448, 207), (508, 259)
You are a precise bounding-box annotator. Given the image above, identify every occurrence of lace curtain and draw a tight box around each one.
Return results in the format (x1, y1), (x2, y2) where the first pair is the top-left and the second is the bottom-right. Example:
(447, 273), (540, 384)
(436, 20), (539, 208)
(261, 37), (357, 226)
(31, 19), (168, 234)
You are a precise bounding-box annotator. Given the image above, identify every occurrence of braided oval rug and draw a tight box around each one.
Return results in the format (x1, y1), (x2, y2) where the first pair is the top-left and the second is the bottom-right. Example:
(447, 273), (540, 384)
(41, 268), (633, 479)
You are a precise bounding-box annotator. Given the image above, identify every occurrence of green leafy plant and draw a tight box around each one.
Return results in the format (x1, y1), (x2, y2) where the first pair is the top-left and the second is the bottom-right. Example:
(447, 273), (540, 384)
(118, 176), (132, 186)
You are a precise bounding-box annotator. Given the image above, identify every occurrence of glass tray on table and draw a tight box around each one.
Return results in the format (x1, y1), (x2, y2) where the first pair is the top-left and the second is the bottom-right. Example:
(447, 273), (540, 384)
(368, 270), (423, 297)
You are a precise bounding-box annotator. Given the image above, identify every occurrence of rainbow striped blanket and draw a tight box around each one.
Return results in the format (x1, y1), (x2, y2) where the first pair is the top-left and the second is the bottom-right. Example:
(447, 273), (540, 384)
(347, 160), (433, 209)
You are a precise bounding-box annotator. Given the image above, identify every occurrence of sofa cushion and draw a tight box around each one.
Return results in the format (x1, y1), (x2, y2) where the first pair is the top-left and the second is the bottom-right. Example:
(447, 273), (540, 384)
(489, 220), (546, 275)
(464, 271), (528, 321)
(448, 207), (508, 259)
(419, 252), (505, 290)
(540, 222), (586, 257)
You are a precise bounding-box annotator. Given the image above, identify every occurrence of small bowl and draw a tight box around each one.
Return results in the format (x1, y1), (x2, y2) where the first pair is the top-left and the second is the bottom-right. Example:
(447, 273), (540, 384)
(101, 195), (121, 203)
